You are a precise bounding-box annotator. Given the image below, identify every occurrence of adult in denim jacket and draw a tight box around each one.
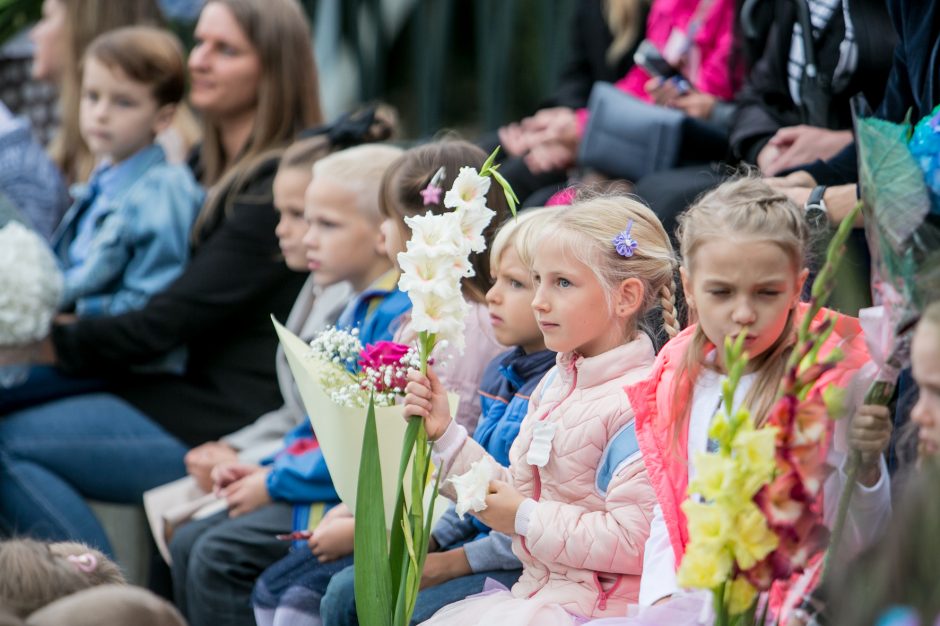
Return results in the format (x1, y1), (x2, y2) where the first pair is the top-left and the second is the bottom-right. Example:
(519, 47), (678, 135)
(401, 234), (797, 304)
(0, 0), (321, 556)
(52, 144), (203, 318)
(0, 103), (68, 240)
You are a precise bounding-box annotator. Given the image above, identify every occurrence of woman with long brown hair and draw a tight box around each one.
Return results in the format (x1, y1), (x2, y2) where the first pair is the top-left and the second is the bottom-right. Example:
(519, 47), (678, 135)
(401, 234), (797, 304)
(0, 0), (321, 557)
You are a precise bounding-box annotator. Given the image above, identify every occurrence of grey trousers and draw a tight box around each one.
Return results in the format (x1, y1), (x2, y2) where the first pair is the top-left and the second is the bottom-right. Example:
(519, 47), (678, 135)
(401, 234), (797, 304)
(170, 502), (293, 626)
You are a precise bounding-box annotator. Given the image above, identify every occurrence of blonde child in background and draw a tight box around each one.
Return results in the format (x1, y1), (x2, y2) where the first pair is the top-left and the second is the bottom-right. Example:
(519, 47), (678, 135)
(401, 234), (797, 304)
(169, 143), (405, 626)
(404, 195), (679, 624)
(628, 177), (893, 619)
(250, 139), (513, 625)
(0, 538), (124, 618)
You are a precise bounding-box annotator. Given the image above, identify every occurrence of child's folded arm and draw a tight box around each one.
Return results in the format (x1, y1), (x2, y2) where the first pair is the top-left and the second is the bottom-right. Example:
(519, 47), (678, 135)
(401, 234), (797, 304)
(521, 459), (657, 575)
(462, 531), (521, 573)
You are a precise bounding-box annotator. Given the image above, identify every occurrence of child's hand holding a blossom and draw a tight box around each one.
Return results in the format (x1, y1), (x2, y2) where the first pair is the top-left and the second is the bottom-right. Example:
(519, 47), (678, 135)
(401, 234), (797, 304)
(473, 480), (526, 535)
(848, 404), (892, 487)
(403, 367), (454, 441)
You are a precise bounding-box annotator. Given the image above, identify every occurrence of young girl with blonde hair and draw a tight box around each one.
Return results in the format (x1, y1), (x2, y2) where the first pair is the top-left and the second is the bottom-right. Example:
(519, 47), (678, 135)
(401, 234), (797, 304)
(404, 194), (678, 624)
(627, 177), (893, 616)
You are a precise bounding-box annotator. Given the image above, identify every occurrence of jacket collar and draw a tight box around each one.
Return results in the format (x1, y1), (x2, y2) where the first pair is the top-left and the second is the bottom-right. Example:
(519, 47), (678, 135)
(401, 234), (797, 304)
(557, 333), (656, 389)
(498, 347), (556, 389)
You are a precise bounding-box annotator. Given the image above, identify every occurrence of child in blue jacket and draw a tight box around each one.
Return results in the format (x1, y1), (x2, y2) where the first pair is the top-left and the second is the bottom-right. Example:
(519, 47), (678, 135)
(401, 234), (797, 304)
(253, 209), (559, 626)
(168, 143), (406, 626)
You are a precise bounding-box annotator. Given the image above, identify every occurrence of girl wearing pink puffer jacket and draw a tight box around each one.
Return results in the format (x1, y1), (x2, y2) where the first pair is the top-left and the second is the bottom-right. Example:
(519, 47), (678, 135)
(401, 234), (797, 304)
(404, 196), (679, 625)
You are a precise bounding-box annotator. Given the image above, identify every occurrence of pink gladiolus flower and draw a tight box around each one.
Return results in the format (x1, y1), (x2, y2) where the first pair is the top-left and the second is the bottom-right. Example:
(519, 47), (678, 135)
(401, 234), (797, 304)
(754, 470), (806, 529)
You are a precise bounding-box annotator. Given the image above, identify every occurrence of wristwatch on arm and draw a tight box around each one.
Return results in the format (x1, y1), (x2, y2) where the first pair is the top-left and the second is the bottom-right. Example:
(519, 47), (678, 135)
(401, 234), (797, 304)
(804, 185), (829, 229)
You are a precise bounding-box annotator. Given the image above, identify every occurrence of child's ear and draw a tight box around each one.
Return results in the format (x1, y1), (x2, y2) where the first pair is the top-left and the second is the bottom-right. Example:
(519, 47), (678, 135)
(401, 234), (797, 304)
(152, 103), (177, 135)
(373, 222), (388, 258)
(793, 267), (810, 307)
(614, 277), (644, 319)
(679, 266), (695, 312)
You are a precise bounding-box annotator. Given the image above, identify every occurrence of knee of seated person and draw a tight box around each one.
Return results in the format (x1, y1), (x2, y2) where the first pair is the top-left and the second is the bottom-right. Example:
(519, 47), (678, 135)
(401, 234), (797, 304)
(320, 567), (356, 623)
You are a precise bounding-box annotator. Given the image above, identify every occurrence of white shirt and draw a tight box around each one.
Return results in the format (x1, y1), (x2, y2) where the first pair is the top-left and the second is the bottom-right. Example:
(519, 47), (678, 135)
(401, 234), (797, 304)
(637, 362), (891, 606)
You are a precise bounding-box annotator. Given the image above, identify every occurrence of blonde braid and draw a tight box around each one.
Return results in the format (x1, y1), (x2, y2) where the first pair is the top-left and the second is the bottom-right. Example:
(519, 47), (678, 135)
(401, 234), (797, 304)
(660, 282), (680, 338)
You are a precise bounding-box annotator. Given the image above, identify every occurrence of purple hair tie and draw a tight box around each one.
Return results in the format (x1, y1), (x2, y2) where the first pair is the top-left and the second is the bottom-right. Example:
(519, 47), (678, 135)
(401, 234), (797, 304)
(612, 219), (638, 257)
(419, 166), (446, 206)
(67, 553), (98, 573)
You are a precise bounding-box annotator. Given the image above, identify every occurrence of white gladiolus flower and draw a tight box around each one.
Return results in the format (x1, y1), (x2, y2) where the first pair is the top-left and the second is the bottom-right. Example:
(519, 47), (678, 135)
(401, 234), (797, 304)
(397, 249), (466, 297)
(444, 167), (491, 213)
(0, 221), (63, 346)
(403, 211), (465, 257)
(410, 293), (468, 350)
(453, 204), (496, 253)
(449, 458), (494, 519)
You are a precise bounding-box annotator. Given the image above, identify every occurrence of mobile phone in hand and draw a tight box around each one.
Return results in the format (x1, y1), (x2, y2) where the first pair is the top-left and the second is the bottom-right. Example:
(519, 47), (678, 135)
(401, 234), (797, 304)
(633, 40), (680, 79)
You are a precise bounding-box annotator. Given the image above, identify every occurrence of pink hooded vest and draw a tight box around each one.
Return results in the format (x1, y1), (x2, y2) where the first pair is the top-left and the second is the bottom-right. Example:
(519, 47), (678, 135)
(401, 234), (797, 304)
(626, 304), (871, 569)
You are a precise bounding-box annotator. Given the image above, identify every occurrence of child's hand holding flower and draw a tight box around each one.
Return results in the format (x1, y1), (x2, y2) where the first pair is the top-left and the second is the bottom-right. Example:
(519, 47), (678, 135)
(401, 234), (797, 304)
(848, 404), (892, 486)
(403, 367), (453, 441)
(473, 480), (527, 535)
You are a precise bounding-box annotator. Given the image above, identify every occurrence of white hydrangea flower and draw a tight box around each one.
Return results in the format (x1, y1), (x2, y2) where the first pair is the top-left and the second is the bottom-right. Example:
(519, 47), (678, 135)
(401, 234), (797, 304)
(0, 221), (63, 346)
(444, 167), (491, 214)
(449, 458), (494, 519)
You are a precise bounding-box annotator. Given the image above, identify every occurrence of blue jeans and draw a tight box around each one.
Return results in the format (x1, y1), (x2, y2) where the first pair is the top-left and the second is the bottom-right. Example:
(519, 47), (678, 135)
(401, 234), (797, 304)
(320, 562), (522, 626)
(0, 365), (106, 414)
(0, 393), (188, 556)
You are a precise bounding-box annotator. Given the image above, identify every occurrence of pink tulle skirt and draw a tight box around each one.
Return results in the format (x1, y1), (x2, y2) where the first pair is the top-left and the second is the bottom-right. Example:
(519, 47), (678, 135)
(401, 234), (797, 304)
(418, 579), (590, 626)
(584, 592), (712, 625)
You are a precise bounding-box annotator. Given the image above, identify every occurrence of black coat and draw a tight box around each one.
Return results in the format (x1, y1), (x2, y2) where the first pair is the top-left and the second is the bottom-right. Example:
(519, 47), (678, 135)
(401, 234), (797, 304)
(52, 156), (306, 446)
(803, 0), (940, 185)
(729, 0), (896, 164)
(540, 0), (648, 111)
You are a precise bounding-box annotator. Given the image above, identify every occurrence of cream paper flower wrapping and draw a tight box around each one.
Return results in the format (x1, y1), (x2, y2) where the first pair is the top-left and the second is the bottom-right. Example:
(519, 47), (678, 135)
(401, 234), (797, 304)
(0, 221), (63, 346)
(448, 458), (494, 519)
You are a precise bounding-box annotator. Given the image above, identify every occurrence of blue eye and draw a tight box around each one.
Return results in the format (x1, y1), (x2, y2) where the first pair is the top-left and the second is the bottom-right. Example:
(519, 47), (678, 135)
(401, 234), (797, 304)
(557, 278), (571, 288)
(509, 279), (524, 289)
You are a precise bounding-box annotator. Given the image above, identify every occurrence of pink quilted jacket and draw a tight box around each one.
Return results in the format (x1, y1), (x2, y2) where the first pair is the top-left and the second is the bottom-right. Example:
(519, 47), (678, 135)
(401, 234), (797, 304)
(434, 335), (659, 618)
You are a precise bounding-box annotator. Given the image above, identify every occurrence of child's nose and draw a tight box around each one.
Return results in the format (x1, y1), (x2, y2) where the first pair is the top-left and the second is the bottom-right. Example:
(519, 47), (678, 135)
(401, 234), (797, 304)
(731, 299), (756, 325)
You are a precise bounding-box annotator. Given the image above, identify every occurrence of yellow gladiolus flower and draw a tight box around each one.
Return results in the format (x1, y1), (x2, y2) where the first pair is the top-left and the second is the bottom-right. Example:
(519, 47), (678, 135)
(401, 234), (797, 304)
(732, 428), (778, 494)
(688, 453), (738, 501)
(730, 503), (779, 570)
(726, 575), (758, 615)
(677, 542), (732, 590)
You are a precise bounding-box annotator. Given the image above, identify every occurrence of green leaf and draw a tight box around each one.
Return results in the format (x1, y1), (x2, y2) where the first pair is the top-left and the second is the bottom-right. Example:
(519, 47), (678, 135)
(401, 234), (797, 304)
(491, 169), (520, 217)
(856, 117), (931, 251)
(480, 146), (500, 175)
(388, 419), (419, 597)
(354, 397), (393, 626)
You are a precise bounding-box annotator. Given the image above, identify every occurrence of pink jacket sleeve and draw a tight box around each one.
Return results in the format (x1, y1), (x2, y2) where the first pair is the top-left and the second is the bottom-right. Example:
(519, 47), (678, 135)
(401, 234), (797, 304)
(522, 450), (657, 575)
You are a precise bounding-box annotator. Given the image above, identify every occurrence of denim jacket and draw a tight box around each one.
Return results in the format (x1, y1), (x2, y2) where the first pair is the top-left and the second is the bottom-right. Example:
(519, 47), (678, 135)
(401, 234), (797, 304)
(51, 144), (203, 317)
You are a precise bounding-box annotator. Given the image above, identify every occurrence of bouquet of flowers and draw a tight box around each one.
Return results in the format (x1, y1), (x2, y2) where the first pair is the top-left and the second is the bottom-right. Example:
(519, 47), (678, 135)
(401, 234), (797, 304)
(819, 104), (940, 583)
(354, 148), (517, 626)
(307, 327), (420, 408)
(677, 210), (861, 624)
(0, 221), (62, 387)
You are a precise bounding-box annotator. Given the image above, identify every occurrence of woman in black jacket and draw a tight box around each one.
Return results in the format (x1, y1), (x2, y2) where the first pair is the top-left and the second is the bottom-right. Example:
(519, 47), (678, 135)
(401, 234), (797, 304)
(0, 0), (320, 554)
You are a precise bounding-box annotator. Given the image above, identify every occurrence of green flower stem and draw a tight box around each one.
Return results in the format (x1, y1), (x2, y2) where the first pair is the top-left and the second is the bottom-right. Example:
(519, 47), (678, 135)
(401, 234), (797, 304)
(821, 379), (896, 581)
